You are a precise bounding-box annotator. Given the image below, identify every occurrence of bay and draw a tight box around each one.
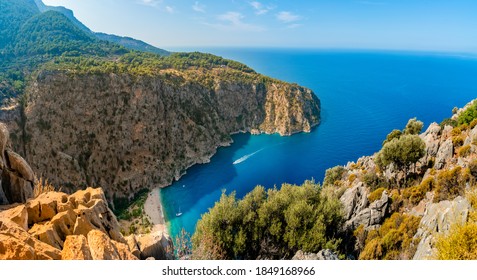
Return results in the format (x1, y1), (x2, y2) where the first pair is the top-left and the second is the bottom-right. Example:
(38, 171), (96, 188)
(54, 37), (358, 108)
(161, 49), (477, 239)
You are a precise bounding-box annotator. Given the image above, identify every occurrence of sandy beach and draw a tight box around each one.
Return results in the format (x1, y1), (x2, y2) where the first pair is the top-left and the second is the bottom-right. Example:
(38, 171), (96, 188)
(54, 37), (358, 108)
(144, 187), (167, 234)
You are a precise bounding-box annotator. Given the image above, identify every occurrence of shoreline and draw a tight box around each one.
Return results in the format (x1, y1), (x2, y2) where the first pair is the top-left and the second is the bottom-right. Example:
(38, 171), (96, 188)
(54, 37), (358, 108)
(144, 187), (168, 235)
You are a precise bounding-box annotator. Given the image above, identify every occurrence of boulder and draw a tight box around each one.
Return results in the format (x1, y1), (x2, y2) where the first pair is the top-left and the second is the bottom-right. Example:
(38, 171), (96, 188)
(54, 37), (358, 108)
(339, 182), (369, 220)
(61, 235), (93, 260)
(5, 150), (35, 182)
(434, 139), (453, 170)
(292, 249), (339, 260)
(413, 196), (470, 260)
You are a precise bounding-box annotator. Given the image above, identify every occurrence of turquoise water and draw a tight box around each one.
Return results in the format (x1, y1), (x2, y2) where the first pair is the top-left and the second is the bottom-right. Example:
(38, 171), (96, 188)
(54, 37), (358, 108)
(161, 49), (477, 239)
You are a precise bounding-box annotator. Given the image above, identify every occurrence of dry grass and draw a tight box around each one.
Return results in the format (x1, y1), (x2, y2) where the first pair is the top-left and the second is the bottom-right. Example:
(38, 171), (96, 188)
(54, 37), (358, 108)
(33, 178), (56, 198)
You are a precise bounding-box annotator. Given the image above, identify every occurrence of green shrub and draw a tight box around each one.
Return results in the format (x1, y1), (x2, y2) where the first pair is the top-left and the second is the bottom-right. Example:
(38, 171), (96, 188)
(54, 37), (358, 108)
(363, 171), (388, 191)
(192, 181), (343, 260)
(323, 166), (346, 187)
(457, 101), (477, 126)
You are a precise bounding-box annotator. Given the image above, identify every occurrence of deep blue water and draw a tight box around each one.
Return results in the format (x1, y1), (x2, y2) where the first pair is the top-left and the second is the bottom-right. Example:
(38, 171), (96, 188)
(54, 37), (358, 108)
(160, 49), (477, 238)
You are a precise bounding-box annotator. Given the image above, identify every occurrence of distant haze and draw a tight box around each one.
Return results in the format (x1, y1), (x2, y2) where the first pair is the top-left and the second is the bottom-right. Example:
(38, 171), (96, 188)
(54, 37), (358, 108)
(42, 0), (477, 53)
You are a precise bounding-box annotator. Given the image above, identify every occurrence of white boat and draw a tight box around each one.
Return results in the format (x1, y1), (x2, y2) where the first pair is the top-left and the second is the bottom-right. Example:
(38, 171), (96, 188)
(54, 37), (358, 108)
(176, 207), (183, 217)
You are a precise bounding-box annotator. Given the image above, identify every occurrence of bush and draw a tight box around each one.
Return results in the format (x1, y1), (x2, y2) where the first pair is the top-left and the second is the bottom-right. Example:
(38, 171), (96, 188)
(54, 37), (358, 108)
(402, 177), (434, 205)
(192, 181), (343, 260)
(323, 166), (346, 187)
(457, 101), (477, 126)
(403, 118), (424, 135)
(452, 136), (464, 148)
(458, 145), (471, 158)
(363, 171), (388, 191)
(436, 223), (477, 260)
(368, 187), (386, 203)
(359, 213), (421, 260)
(434, 166), (470, 202)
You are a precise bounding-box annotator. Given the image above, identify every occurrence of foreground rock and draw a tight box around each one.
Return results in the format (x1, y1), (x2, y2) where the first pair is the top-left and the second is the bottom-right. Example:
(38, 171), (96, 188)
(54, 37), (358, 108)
(0, 187), (172, 260)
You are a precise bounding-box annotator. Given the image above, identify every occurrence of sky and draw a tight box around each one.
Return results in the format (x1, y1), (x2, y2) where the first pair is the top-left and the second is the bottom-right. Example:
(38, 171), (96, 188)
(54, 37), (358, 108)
(41, 0), (477, 53)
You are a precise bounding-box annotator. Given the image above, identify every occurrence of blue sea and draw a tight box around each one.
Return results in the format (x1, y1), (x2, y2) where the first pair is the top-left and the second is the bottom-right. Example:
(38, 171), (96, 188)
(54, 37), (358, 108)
(161, 49), (477, 239)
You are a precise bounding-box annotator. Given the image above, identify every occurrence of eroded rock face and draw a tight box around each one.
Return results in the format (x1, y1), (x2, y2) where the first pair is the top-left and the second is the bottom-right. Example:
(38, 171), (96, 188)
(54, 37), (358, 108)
(0, 188), (142, 260)
(8, 70), (320, 202)
(0, 122), (35, 205)
(413, 196), (470, 260)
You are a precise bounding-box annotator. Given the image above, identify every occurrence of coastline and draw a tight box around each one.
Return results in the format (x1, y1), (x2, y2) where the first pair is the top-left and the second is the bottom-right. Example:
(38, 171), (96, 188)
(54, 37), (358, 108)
(144, 187), (168, 235)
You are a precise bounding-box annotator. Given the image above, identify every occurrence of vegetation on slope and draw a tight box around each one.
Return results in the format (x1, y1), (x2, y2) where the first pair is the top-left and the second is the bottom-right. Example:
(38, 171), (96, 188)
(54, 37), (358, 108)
(191, 181), (343, 260)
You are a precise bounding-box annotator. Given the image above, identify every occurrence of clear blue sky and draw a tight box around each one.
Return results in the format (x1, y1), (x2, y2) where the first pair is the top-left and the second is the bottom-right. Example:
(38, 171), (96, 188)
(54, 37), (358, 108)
(42, 0), (477, 53)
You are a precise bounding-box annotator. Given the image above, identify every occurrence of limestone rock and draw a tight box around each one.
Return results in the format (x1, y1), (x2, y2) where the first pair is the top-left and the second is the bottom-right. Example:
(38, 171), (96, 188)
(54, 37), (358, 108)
(0, 187), (139, 260)
(5, 150), (35, 182)
(126, 234), (141, 259)
(0, 122), (9, 156)
(87, 229), (122, 260)
(339, 182), (369, 221)
(344, 191), (389, 231)
(112, 240), (139, 260)
(0, 218), (61, 260)
(1, 171), (33, 205)
(413, 196), (470, 260)
(292, 249), (339, 260)
(136, 231), (173, 260)
(0, 205), (28, 230)
(435, 139), (453, 170)
(420, 122), (441, 158)
(61, 235), (92, 260)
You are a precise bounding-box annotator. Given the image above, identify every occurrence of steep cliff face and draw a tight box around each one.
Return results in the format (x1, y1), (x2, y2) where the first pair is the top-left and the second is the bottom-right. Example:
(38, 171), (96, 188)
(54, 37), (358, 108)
(11, 68), (320, 203)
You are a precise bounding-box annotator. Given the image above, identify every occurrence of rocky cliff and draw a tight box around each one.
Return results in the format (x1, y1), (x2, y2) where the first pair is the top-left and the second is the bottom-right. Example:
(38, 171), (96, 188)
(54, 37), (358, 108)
(3, 67), (320, 205)
(322, 99), (477, 259)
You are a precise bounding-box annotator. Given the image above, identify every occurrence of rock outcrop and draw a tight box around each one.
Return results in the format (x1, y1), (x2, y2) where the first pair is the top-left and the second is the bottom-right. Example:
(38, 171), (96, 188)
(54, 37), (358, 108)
(3, 69), (320, 203)
(0, 123), (35, 205)
(412, 196), (471, 260)
(0, 187), (172, 260)
(342, 190), (390, 231)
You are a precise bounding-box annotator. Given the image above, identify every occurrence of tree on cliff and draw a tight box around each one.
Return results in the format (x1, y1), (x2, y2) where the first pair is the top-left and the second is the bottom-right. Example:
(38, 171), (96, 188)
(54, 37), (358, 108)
(376, 134), (425, 186)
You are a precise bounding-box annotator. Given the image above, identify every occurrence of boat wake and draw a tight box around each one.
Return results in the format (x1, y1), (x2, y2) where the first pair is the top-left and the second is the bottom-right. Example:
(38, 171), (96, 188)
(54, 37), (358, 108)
(233, 149), (264, 165)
